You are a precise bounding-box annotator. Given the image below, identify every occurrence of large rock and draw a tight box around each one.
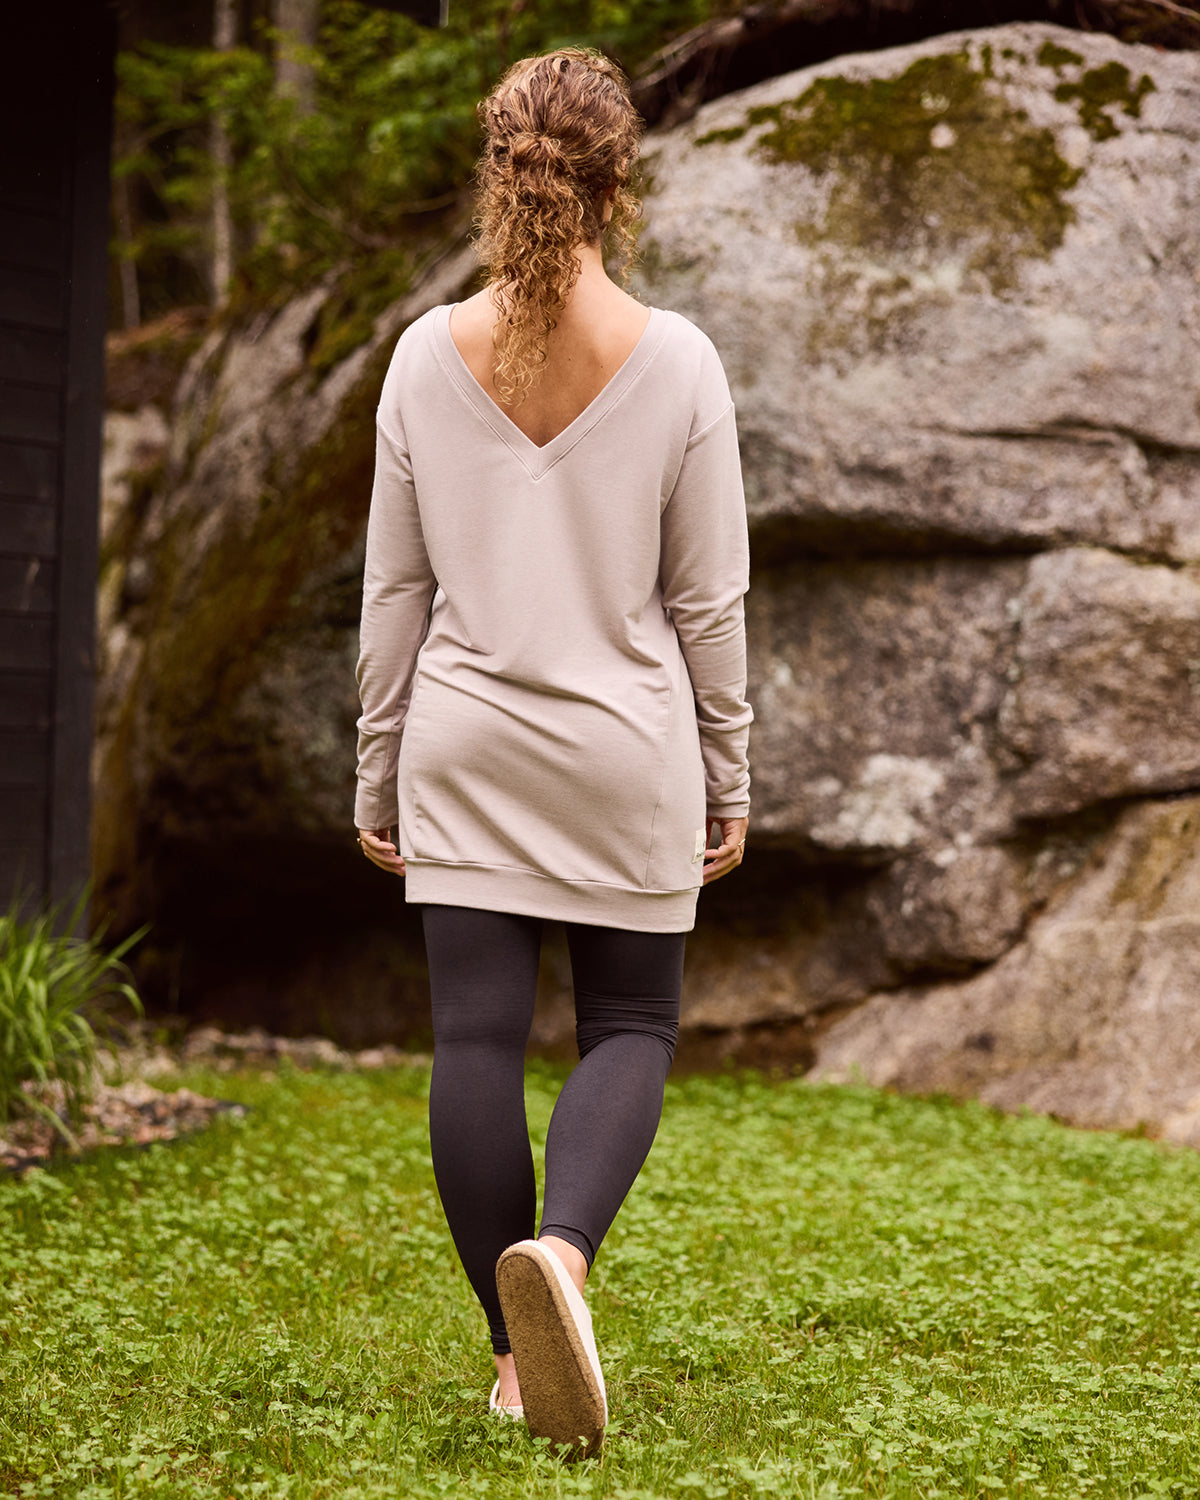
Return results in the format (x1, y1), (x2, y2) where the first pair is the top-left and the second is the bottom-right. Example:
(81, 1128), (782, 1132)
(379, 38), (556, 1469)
(635, 22), (1200, 562)
(745, 545), (1200, 854)
(997, 546), (1200, 815)
(95, 24), (1200, 1140)
(744, 554), (1025, 854)
(622, 23), (1200, 1136)
(811, 794), (1200, 1149)
(94, 246), (479, 928)
(93, 247), (480, 1041)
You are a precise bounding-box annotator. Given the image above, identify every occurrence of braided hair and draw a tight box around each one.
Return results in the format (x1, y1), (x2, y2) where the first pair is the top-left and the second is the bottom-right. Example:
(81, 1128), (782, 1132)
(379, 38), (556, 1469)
(473, 47), (645, 407)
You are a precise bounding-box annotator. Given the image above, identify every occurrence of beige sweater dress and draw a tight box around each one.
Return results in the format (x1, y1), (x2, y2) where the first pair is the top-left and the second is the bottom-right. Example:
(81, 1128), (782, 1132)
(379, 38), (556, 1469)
(354, 301), (751, 932)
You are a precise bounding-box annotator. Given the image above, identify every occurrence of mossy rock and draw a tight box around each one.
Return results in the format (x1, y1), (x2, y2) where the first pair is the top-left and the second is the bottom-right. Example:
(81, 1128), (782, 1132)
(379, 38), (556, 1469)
(1036, 39), (1085, 71)
(705, 47), (1084, 293)
(1052, 60), (1157, 142)
(104, 309), (210, 413)
(302, 249), (419, 384)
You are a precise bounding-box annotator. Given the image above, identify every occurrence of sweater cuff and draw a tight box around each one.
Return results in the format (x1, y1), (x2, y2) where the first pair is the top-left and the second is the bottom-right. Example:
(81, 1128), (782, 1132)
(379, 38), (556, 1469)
(355, 785), (399, 833)
(706, 800), (750, 820)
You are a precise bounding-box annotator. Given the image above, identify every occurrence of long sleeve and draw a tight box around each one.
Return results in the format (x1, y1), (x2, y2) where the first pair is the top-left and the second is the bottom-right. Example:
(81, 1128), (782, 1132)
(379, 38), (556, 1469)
(354, 415), (437, 830)
(660, 400), (753, 817)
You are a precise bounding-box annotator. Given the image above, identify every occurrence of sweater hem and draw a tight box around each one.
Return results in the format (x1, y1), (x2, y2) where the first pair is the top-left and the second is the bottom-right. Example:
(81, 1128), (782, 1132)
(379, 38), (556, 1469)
(403, 861), (699, 933)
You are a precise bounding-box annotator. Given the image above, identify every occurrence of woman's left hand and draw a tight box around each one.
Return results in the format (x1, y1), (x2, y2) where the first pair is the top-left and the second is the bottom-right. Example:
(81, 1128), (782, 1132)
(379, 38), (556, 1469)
(357, 827), (406, 876)
(702, 815), (748, 885)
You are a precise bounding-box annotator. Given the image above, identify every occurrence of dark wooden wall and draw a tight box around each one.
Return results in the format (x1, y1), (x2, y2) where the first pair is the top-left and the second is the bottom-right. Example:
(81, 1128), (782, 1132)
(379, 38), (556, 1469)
(0, 3), (116, 917)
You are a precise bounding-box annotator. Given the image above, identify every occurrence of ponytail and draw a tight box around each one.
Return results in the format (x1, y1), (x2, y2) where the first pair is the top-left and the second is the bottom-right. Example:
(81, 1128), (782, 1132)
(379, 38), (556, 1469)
(473, 48), (644, 407)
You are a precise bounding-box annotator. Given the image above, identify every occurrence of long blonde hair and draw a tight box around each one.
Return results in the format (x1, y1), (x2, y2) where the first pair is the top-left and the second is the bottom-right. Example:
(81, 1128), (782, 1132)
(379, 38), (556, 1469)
(473, 48), (645, 406)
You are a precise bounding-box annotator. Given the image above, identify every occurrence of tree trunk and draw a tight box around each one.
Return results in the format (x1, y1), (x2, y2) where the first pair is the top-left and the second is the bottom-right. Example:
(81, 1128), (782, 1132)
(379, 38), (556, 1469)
(113, 167), (140, 331)
(210, 0), (237, 307)
(273, 0), (319, 116)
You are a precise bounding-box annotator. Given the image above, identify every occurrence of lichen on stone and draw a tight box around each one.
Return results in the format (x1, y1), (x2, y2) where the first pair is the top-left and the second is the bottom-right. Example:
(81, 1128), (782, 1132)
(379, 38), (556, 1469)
(735, 48), (1083, 292)
(634, 234), (705, 290)
(1052, 60), (1157, 142)
(694, 123), (748, 146)
(1036, 39), (1085, 71)
(800, 257), (947, 369)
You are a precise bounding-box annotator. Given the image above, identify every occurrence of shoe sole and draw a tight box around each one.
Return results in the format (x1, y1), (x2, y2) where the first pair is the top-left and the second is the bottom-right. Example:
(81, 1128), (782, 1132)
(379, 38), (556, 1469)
(495, 1241), (606, 1459)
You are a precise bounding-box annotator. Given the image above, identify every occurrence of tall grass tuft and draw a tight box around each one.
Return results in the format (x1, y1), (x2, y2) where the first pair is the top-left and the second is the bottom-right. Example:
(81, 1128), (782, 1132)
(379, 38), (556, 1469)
(0, 891), (145, 1145)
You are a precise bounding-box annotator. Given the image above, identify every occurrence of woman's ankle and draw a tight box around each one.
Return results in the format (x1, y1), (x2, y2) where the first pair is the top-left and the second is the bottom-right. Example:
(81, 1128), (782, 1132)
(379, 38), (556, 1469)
(493, 1350), (520, 1406)
(538, 1233), (589, 1295)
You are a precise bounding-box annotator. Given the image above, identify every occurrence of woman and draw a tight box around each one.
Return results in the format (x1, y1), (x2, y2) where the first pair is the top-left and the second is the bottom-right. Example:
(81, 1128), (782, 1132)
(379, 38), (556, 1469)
(354, 46), (751, 1456)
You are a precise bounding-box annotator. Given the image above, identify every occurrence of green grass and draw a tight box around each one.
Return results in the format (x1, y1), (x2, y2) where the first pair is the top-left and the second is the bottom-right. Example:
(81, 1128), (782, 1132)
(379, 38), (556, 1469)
(2, 1062), (1199, 1499)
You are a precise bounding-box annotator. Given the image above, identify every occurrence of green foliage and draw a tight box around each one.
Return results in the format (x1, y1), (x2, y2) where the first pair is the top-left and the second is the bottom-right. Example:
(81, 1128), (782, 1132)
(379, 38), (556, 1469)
(2, 1063), (1199, 1497)
(114, 1), (740, 317)
(115, 39), (277, 309)
(0, 894), (145, 1144)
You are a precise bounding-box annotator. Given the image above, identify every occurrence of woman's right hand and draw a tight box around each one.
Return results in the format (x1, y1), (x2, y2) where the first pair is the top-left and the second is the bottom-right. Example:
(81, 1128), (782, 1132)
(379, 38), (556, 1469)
(702, 816), (748, 885)
(357, 828), (406, 877)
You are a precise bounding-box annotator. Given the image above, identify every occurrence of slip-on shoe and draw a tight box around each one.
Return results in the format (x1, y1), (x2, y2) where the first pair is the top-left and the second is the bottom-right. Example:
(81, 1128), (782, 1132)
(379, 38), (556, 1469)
(495, 1239), (607, 1458)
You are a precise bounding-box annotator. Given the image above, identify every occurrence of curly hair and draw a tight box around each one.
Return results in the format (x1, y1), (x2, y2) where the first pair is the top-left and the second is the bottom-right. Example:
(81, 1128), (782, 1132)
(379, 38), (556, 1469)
(473, 47), (645, 407)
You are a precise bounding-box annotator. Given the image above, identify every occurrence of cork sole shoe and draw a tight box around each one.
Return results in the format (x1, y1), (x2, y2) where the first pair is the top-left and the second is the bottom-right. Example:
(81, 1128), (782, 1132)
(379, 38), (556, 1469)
(495, 1240), (607, 1459)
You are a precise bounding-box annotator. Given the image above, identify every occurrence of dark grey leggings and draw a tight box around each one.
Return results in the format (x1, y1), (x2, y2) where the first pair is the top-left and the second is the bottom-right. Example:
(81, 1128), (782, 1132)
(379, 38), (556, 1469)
(421, 905), (683, 1354)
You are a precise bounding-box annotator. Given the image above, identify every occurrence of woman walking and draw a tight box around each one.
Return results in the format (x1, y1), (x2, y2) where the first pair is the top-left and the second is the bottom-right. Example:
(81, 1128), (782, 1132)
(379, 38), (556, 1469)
(354, 46), (751, 1457)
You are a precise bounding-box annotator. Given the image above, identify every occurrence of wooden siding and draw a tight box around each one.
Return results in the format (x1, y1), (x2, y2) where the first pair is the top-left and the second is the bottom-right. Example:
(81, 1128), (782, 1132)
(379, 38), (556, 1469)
(0, 4), (115, 914)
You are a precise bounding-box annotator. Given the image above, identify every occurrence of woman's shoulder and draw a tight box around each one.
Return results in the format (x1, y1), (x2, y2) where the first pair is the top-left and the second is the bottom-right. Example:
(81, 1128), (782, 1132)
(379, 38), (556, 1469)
(648, 307), (733, 423)
(376, 305), (448, 430)
(381, 303), (448, 383)
(392, 302), (445, 354)
(651, 306), (731, 384)
(653, 304), (723, 354)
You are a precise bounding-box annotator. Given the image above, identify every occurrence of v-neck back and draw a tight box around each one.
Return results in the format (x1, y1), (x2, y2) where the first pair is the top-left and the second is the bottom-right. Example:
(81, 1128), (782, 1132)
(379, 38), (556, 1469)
(433, 302), (668, 480)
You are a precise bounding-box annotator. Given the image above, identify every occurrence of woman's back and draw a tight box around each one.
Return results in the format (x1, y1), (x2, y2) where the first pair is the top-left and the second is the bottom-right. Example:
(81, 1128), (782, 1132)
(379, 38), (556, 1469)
(362, 298), (747, 923)
(355, 41), (752, 921)
(448, 284), (652, 450)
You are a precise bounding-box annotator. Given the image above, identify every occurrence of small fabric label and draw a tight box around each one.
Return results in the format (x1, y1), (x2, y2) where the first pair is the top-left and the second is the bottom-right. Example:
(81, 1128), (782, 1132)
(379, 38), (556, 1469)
(693, 828), (708, 863)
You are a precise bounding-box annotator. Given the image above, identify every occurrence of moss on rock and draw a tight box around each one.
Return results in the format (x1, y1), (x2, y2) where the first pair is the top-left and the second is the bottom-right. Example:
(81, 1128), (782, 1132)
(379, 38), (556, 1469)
(1037, 39), (1085, 70)
(633, 234), (706, 291)
(303, 250), (417, 384)
(1052, 60), (1157, 142)
(711, 49), (1085, 292)
(694, 123), (748, 146)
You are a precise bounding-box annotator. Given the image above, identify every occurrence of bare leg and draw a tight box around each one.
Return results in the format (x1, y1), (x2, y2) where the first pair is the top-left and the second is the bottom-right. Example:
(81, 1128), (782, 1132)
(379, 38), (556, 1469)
(493, 1351), (521, 1408)
(538, 1233), (588, 1294)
